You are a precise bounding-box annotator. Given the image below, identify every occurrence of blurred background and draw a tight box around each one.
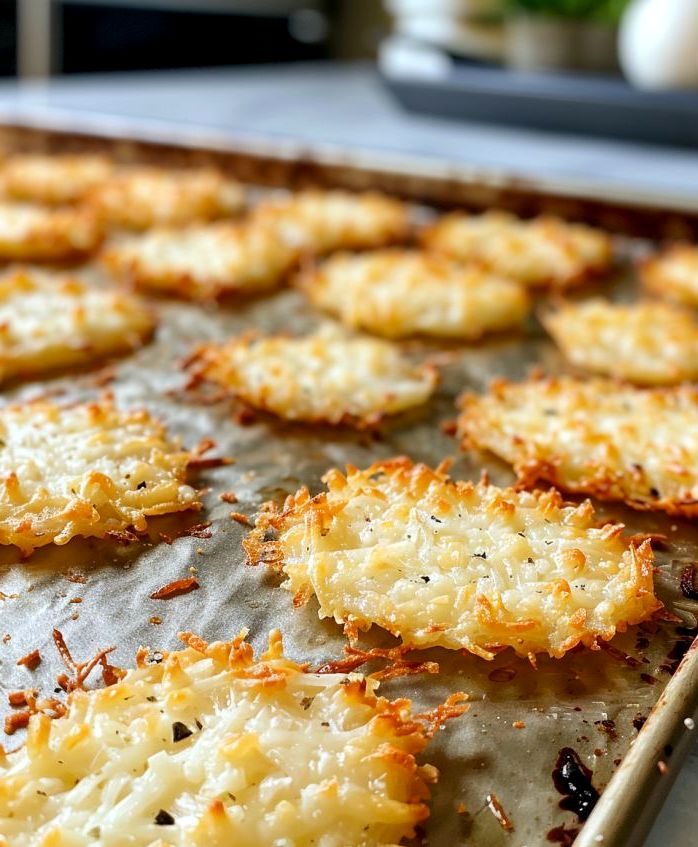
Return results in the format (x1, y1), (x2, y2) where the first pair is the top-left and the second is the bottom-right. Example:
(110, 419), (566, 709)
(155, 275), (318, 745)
(0, 1), (690, 83)
(0, 2), (696, 143)
(5, 1), (386, 77)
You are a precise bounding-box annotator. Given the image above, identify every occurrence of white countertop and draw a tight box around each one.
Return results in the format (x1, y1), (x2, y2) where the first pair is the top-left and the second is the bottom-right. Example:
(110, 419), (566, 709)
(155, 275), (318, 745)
(0, 61), (696, 846)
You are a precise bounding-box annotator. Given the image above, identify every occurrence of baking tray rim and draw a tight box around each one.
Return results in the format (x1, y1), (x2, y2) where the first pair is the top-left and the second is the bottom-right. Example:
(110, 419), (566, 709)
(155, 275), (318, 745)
(1, 103), (698, 217)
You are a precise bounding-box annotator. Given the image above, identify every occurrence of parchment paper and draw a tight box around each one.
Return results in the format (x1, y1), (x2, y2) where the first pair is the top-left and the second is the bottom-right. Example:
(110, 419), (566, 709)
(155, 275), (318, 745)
(1, 236), (696, 847)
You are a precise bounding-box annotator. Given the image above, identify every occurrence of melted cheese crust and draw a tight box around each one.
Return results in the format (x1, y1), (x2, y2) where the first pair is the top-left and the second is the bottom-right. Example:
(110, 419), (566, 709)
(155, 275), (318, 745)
(0, 202), (103, 261)
(0, 630), (456, 847)
(0, 400), (199, 553)
(192, 324), (438, 426)
(543, 298), (698, 385)
(297, 250), (529, 339)
(2, 155), (113, 205)
(642, 244), (698, 307)
(459, 376), (698, 516)
(0, 268), (154, 383)
(246, 458), (659, 659)
(252, 190), (410, 254)
(91, 167), (245, 230)
(102, 222), (297, 300)
(421, 211), (612, 288)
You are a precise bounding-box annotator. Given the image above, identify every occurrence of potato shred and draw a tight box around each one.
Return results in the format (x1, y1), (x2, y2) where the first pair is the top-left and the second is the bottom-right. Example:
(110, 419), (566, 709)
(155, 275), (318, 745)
(642, 243), (698, 307)
(459, 375), (698, 516)
(246, 458), (659, 659)
(0, 629), (466, 847)
(102, 221), (297, 300)
(189, 324), (438, 427)
(296, 249), (529, 339)
(0, 202), (103, 261)
(0, 268), (153, 384)
(90, 166), (245, 230)
(252, 189), (410, 254)
(543, 298), (698, 385)
(1, 154), (113, 205)
(0, 400), (200, 553)
(421, 211), (612, 288)
(102, 189), (410, 299)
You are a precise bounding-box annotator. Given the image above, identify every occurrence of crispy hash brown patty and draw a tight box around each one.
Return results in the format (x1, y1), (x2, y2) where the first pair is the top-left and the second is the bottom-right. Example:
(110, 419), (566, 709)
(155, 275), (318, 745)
(421, 210), (612, 288)
(189, 324), (438, 427)
(0, 202), (103, 261)
(542, 298), (698, 385)
(0, 629), (466, 847)
(459, 376), (698, 516)
(642, 244), (698, 307)
(296, 249), (529, 339)
(90, 166), (246, 230)
(245, 458), (659, 659)
(0, 268), (154, 383)
(0, 400), (200, 554)
(1, 154), (113, 205)
(102, 222), (297, 300)
(251, 190), (410, 254)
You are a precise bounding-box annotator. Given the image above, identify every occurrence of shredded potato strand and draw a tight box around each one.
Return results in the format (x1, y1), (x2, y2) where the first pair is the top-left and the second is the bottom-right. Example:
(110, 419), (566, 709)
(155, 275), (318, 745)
(459, 375), (698, 515)
(543, 298), (698, 385)
(246, 458), (659, 658)
(2, 155), (113, 205)
(297, 249), (529, 339)
(0, 630), (464, 847)
(192, 324), (437, 426)
(421, 210), (612, 288)
(642, 244), (698, 307)
(0, 202), (102, 261)
(91, 166), (245, 230)
(0, 268), (153, 383)
(0, 400), (199, 553)
(103, 221), (297, 300)
(252, 190), (409, 254)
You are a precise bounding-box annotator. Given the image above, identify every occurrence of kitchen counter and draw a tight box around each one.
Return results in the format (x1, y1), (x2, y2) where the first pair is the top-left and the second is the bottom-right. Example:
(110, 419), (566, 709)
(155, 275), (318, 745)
(0, 61), (696, 847)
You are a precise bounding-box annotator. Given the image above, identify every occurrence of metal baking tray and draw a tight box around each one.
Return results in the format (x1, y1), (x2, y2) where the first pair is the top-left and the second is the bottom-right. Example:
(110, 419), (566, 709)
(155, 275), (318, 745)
(382, 62), (698, 149)
(1, 121), (698, 847)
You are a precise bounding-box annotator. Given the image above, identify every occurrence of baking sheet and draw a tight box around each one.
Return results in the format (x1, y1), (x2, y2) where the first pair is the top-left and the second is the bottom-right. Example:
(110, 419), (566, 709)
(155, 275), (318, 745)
(0, 151), (697, 845)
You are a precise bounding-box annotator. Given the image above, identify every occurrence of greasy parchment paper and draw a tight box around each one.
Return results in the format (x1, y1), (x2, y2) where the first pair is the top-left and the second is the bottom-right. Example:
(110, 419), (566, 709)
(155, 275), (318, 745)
(1, 226), (698, 847)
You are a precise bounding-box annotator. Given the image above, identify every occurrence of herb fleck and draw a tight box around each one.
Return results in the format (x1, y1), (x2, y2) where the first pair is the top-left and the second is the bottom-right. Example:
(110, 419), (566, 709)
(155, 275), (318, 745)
(155, 810), (175, 826)
(172, 721), (193, 743)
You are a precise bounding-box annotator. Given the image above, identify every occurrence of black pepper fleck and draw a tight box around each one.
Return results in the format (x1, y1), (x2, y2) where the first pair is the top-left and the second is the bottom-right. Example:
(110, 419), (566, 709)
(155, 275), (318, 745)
(172, 721), (193, 743)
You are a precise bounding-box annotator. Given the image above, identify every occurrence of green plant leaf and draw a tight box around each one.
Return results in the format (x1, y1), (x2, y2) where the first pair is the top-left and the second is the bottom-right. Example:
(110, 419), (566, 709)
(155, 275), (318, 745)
(506, 0), (629, 23)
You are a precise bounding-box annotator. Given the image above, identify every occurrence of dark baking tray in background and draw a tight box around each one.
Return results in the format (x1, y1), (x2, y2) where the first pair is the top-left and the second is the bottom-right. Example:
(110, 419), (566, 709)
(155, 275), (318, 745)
(383, 61), (698, 148)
